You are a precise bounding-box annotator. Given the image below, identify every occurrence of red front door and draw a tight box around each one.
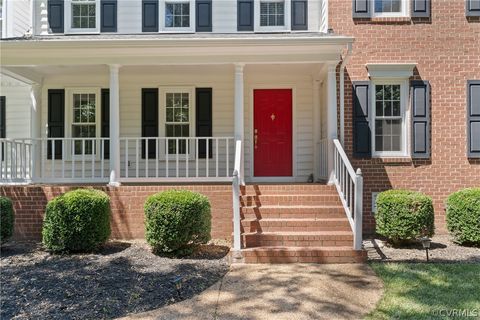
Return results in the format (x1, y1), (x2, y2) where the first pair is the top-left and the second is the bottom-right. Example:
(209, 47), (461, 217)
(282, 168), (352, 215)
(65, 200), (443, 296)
(254, 89), (293, 177)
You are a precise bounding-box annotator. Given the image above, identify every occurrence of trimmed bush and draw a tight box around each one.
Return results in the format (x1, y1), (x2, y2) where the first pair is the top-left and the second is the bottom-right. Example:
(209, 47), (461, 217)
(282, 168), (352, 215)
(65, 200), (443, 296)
(446, 188), (480, 246)
(0, 196), (14, 243)
(144, 190), (211, 256)
(42, 189), (111, 253)
(375, 190), (434, 245)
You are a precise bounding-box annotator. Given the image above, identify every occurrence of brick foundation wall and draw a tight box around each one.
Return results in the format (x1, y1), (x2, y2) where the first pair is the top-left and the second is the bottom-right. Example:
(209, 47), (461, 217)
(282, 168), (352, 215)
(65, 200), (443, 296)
(0, 184), (233, 241)
(330, 1), (480, 234)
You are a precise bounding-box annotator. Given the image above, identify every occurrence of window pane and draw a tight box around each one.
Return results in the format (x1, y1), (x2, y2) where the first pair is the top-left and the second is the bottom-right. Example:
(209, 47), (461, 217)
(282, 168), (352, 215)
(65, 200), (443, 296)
(165, 2), (190, 27)
(375, 0), (402, 13)
(376, 85), (384, 100)
(260, 1), (284, 26)
(375, 136), (384, 151)
(392, 100), (401, 116)
(376, 101), (383, 116)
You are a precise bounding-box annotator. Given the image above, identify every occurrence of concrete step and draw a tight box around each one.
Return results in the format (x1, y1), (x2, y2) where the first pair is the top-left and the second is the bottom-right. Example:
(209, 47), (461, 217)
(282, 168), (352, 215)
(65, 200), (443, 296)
(240, 194), (342, 207)
(241, 205), (346, 219)
(241, 246), (367, 264)
(241, 218), (351, 233)
(241, 231), (354, 248)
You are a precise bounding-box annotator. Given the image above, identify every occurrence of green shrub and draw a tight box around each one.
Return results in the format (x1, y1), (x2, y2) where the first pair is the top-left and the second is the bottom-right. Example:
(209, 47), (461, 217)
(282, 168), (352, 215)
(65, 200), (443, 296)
(446, 188), (480, 246)
(144, 190), (211, 256)
(375, 190), (434, 245)
(0, 196), (14, 243)
(42, 189), (111, 253)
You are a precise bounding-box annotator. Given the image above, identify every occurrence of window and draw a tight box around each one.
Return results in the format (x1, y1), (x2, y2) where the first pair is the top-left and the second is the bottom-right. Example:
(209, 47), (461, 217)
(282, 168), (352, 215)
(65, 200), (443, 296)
(71, 0), (96, 29)
(162, 89), (194, 155)
(372, 82), (407, 156)
(260, 1), (285, 26)
(72, 93), (96, 155)
(165, 2), (190, 28)
(373, 0), (408, 17)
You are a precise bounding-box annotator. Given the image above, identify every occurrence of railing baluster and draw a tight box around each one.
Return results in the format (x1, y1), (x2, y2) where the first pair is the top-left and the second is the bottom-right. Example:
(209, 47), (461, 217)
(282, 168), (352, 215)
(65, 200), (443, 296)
(226, 138), (229, 177)
(81, 139), (85, 179)
(146, 138), (149, 178)
(215, 138), (219, 178)
(125, 139), (129, 179)
(135, 139), (139, 178)
(61, 140), (65, 179)
(185, 138), (189, 178)
(156, 138), (159, 178)
(101, 139), (104, 179)
(175, 138), (179, 178)
(71, 140), (75, 179)
(91, 139), (95, 179)
(195, 139), (199, 178)
(206, 138), (209, 178)
(166, 138), (169, 178)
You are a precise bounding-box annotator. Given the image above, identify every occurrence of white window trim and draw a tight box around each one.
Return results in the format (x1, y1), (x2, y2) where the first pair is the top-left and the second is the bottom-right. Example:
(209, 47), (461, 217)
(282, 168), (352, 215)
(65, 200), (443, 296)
(372, 0), (409, 18)
(159, 86), (196, 160)
(159, 0), (195, 33)
(370, 79), (410, 158)
(65, 87), (102, 160)
(255, 0), (291, 32)
(65, 0), (101, 34)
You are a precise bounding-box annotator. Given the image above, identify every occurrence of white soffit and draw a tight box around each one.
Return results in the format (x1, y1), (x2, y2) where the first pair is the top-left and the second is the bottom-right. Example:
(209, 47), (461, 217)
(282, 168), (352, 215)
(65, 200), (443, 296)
(366, 63), (417, 79)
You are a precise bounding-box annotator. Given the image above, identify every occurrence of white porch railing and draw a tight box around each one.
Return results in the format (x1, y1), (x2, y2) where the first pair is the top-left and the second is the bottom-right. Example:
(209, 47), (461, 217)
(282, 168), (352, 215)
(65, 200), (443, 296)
(119, 137), (234, 182)
(231, 140), (242, 253)
(318, 138), (329, 180)
(332, 139), (363, 250)
(0, 137), (235, 185)
(0, 139), (34, 183)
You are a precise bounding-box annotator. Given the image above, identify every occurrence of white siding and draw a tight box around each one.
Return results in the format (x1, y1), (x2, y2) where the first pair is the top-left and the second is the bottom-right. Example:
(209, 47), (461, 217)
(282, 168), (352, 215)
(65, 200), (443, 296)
(37, 64), (321, 181)
(3, 0), (31, 38)
(0, 76), (32, 139)
(33, 0), (325, 35)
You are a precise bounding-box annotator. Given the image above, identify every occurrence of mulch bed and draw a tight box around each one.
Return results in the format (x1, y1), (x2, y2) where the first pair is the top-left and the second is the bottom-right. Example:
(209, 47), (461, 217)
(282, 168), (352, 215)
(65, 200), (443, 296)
(364, 235), (480, 263)
(0, 241), (230, 320)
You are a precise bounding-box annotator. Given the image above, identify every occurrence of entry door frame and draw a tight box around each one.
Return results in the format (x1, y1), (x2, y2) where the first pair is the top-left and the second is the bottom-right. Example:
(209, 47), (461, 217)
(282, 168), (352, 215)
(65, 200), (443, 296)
(249, 84), (297, 182)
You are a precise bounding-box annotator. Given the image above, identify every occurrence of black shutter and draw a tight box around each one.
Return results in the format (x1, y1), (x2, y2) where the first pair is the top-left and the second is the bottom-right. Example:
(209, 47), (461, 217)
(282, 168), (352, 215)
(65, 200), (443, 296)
(48, 0), (64, 33)
(142, 0), (159, 32)
(196, 0), (212, 32)
(353, 81), (371, 158)
(466, 0), (480, 16)
(291, 0), (308, 30)
(47, 89), (65, 160)
(352, 0), (370, 18)
(0, 97), (5, 161)
(411, 81), (431, 159)
(196, 88), (213, 159)
(101, 89), (110, 159)
(142, 89), (158, 159)
(238, 0), (254, 31)
(101, 0), (117, 32)
(467, 80), (480, 158)
(411, 0), (430, 18)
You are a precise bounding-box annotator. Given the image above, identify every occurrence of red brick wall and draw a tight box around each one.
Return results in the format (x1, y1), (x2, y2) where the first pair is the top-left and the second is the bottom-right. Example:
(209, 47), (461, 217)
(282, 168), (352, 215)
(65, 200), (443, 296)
(0, 184), (233, 241)
(330, 1), (480, 234)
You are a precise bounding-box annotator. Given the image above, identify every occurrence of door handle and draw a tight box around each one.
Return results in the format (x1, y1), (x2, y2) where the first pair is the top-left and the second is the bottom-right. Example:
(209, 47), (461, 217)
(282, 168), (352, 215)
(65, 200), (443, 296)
(254, 129), (258, 149)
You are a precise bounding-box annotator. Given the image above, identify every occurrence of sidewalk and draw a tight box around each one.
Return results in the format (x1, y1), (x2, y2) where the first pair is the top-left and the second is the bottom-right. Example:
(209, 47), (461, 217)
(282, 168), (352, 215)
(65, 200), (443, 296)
(120, 263), (383, 320)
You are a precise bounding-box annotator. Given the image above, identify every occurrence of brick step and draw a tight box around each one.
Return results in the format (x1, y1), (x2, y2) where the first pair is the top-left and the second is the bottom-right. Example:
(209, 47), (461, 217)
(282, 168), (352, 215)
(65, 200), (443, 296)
(241, 231), (353, 248)
(241, 246), (367, 264)
(241, 205), (346, 219)
(241, 184), (336, 195)
(241, 218), (351, 232)
(240, 195), (341, 207)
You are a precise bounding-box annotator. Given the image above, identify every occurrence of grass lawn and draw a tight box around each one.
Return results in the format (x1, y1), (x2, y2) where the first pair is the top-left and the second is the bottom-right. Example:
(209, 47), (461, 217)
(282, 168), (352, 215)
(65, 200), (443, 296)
(367, 263), (480, 320)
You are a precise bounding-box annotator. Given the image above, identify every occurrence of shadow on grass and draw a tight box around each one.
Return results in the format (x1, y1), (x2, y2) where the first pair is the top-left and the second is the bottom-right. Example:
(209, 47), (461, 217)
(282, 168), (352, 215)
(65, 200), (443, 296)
(366, 263), (480, 320)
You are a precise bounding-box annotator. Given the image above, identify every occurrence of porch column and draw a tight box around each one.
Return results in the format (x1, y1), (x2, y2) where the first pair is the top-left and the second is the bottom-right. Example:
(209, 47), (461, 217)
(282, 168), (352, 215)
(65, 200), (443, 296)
(326, 64), (337, 184)
(30, 83), (42, 181)
(234, 63), (245, 184)
(312, 76), (321, 181)
(109, 65), (121, 186)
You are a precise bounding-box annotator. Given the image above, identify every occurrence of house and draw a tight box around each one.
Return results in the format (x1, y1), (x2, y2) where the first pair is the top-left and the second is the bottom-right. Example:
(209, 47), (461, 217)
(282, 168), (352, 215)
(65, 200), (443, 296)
(0, 0), (479, 263)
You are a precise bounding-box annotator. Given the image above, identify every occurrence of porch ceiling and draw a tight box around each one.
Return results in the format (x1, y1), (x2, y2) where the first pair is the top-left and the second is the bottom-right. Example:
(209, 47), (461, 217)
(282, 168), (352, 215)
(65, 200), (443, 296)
(0, 34), (353, 67)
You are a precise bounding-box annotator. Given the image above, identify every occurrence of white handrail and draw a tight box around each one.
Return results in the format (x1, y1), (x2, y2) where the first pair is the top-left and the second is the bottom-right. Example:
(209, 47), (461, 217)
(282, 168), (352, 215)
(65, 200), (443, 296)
(332, 139), (363, 250)
(232, 140), (242, 253)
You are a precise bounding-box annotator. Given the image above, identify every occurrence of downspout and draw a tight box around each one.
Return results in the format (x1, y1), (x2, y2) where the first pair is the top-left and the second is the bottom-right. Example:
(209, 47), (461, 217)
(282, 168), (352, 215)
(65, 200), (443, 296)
(339, 42), (352, 145)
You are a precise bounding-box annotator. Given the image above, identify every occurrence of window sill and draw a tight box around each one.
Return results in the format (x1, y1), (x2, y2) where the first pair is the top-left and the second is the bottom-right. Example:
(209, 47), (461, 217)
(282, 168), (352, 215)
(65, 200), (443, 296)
(353, 17), (412, 24)
(372, 156), (412, 164)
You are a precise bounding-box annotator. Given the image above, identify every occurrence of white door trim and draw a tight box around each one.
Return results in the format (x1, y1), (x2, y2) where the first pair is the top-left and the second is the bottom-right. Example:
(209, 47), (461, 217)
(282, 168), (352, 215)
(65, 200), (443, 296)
(248, 85), (297, 182)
